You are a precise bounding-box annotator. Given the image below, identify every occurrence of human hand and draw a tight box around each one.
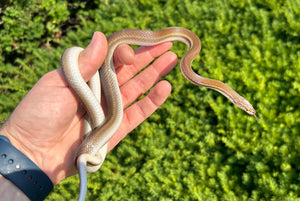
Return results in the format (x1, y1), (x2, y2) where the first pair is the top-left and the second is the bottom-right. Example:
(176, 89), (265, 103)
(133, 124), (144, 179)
(0, 32), (178, 185)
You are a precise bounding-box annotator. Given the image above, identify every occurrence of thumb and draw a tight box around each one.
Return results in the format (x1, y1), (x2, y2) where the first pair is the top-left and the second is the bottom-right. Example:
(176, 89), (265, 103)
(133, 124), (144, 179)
(78, 32), (108, 81)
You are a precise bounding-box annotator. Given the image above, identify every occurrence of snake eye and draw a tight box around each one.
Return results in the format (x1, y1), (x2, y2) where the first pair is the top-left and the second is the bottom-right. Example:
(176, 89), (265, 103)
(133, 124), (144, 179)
(245, 107), (254, 115)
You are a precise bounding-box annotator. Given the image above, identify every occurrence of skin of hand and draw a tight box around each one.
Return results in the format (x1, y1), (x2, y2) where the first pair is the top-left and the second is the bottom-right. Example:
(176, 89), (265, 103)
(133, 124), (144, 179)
(0, 32), (178, 185)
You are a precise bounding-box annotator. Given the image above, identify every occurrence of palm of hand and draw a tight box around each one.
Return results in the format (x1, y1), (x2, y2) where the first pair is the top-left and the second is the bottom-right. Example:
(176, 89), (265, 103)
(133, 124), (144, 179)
(0, 32), (177, 184)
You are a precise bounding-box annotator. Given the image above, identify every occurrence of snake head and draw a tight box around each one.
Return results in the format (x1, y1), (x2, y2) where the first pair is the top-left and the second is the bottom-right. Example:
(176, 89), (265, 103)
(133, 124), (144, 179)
(235, 98), (257, 120)
(246, 105), (257, 120)
(242, 99), (257, 120)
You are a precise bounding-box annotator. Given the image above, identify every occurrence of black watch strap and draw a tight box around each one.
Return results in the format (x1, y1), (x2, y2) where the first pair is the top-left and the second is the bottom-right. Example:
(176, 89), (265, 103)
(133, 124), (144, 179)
(0, 135), (53, 201)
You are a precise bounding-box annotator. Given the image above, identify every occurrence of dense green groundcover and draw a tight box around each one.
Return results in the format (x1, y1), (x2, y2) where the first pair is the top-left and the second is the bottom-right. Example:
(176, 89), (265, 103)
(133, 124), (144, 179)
(1, 0), (300, 200)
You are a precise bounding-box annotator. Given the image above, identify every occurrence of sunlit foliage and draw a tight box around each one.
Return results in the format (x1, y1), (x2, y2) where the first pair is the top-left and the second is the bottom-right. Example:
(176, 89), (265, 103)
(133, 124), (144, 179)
(1, 0), (299, 200)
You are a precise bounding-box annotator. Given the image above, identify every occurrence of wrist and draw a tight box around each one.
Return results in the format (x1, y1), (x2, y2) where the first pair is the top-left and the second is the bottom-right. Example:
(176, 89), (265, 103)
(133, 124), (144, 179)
(0, 124), (55, 182)
(0, 134), (53, 200)
(1, 120), (78, 185)
(0, 174), (30, 201)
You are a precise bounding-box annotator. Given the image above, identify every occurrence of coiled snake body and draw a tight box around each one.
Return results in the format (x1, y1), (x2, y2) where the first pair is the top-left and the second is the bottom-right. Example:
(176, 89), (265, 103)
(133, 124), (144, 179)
(61, 27), (256, 200)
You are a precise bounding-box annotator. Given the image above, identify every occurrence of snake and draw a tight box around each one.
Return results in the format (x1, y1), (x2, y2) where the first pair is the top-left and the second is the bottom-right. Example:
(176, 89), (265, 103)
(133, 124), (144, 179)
(61, 27), (257, 200)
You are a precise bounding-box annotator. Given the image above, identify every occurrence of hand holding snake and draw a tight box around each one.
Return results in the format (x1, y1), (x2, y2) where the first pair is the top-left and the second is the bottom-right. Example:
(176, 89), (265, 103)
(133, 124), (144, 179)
(0, 31), (176, 187)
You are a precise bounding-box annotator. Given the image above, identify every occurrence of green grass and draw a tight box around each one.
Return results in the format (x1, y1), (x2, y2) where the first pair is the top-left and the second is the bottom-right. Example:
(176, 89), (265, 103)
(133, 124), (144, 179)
(1, 0), (300, 200)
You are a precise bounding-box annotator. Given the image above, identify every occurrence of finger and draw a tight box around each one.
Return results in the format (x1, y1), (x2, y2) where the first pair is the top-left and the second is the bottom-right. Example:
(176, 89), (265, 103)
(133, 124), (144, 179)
(113, 44), (135, 67)
(107, 80), (172, 152)
(78, 32), (108, 81)
(116, 42), (173, 86)
(134, 41), (173, 69)
(120, 51), (177, 108)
